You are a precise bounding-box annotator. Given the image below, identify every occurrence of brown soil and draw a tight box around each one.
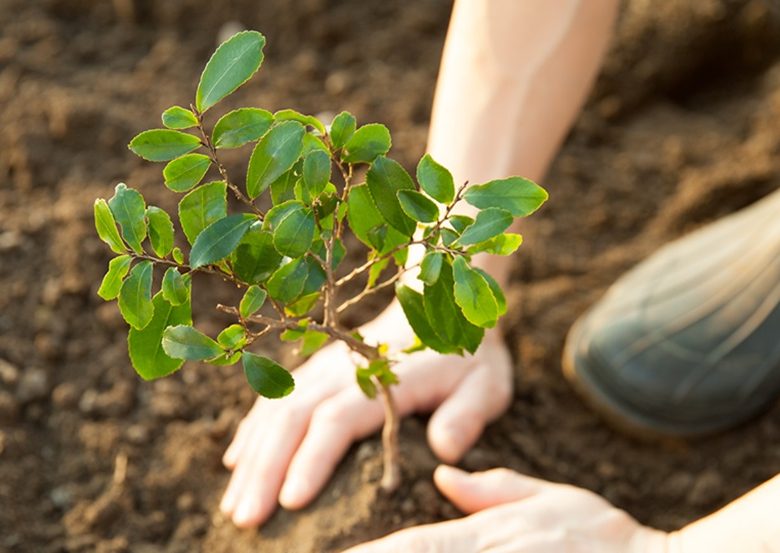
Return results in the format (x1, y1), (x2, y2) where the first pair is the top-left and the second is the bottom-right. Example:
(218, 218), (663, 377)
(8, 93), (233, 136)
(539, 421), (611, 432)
(1, 0), (780, 551)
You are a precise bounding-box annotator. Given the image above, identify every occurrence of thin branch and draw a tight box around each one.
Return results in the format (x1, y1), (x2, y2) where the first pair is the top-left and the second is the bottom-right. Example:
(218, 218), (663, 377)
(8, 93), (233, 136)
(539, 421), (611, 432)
(191, 105), (264, 218)
(336, 263), (418, 315)
(129, 252), (248, 288)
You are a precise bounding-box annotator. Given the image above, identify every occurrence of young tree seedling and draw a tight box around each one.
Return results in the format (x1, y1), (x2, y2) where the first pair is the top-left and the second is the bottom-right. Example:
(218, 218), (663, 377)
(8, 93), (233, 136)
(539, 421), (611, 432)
(94, 30), (548, 492)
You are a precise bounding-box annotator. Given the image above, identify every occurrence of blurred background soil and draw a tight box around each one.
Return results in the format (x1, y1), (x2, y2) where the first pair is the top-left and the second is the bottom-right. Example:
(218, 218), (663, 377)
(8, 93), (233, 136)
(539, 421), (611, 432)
(1, 0), (780, 551)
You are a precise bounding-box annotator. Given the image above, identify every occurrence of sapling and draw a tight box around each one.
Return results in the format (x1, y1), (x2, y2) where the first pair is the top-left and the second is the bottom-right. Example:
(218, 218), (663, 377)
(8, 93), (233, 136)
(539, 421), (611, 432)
(94, 30), (548, 492)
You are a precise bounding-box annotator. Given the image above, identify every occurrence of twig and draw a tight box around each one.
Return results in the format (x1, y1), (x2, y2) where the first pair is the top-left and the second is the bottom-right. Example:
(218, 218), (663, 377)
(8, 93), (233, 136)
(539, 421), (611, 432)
(336, 263), (418, 315)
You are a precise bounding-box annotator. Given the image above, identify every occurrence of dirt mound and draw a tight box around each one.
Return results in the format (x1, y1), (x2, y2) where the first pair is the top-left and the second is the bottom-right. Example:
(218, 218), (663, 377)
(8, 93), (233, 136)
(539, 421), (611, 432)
(1, 0), (779, 551)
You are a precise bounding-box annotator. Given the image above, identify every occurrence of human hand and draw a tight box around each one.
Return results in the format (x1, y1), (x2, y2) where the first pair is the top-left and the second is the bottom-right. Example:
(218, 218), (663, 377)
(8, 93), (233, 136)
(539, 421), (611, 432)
(343, 465), (668, 553)
(219, 301), (514, 527)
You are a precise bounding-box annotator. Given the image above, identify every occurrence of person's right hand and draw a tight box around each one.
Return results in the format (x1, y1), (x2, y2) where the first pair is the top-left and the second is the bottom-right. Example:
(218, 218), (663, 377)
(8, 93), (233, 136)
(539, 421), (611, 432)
(219, 301), (514, 528)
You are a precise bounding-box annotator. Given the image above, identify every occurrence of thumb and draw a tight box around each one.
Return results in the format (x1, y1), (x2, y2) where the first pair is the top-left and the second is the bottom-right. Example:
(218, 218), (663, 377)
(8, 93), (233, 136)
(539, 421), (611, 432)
(427, 347), (513, 463)
(434, 465), (547, 514)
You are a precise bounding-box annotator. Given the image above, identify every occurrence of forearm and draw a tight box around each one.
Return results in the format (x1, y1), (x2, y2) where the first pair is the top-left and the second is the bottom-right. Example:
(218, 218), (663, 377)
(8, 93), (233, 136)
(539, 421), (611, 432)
(427, 0), (618, 285)
(667, 474), (780, 553)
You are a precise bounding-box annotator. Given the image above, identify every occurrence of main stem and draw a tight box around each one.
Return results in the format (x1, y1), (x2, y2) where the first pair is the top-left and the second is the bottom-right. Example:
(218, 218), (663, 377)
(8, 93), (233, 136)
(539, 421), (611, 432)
(376, 379), (401, 491)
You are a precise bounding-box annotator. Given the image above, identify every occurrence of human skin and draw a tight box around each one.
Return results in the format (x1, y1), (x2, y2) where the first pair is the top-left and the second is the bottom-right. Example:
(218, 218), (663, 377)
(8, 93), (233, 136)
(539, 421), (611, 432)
(343, 467), (780, 553)
(219, 0), (619, 528)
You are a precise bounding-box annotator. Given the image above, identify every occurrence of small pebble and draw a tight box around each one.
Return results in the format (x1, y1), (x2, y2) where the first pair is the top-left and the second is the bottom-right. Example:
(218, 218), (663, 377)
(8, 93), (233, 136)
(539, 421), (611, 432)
(15, 368), (49, 403)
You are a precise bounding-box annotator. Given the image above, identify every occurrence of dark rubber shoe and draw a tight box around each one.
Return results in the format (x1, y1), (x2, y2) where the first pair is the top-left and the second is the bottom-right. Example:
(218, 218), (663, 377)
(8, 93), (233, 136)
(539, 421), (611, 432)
(563, 189), (780, 437)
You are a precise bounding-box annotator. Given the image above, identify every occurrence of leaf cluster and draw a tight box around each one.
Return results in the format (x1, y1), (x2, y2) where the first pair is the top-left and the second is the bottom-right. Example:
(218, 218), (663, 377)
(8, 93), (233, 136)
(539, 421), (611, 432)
(94, 30), (548, 399)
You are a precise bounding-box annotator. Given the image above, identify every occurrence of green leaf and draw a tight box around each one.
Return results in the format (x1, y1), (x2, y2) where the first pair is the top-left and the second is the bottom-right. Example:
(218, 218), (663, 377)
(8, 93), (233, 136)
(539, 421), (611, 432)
(172, 247), (184, 264)
(118, 260), (154, 330)
(209, 351), (242, 366)
(128, 129), (201, 162)
(467, 233), (523, 256)
(190, 213), (256, 268)
(463, 177), (548, 217)
(440, 228), (459, 247)
(330, 111), (356, 149)
(242, 352), (294, 398)
(246, 121), (305, 199)
(266, 258), (308, 303)
(97, 255), (132, 300)
(342, 123), (391, 164)
(94, 198), (126, 254)
(162, 106), (198, 130)
(396, 284), (458, 354)
(162, 325), (223, 360)
(274, 109), (326, 135)
(302, 150), (331, 197)
(452, 256), (498, 328)
(161, 267), (189, 306)
(366, 156), (416, 236)
(218, 324), (247, 350)
(178, 181), (227, 244)
(232, 228), (282, 283)
(272, 205), (315, 258)
(195, 30), (265, 112)
(419, 251), (443, 286)
(456, 208), (513, 246)
(299, 329), (329, 357)
(397, 190), (439, 223)
(303, 133), (329, 155)
(448, 215), (474, 234)
(145, 206), (174, 257)
(212, 108), (274, 149)
(239, 285), (267, 318)
(108, 183), (146, 254)
(346, 184), (383, 248)
(423, 260), (483, 353)
(128, 291), (191, 380)
(163, 153), (211, 192)
(416, 154), (454, 204)
(270, 167), (298, 204)
(474, 267), (506, 316)
(356, 366), (377, 398)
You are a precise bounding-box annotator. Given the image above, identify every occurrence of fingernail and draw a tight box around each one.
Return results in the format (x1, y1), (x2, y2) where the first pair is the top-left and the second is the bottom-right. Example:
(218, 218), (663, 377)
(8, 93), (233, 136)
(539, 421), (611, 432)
(279, 478), (306, 509)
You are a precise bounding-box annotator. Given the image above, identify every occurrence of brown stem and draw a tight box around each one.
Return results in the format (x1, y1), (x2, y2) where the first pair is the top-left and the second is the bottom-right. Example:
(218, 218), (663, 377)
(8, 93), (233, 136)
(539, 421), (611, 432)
(336, 263), (418, 315)
(376, 379), (401, 492)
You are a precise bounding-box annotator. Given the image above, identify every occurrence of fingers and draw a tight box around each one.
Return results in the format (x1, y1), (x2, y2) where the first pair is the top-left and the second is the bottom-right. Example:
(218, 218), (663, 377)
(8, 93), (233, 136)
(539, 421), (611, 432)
(427, 344), (513, 463)
(279, 387), (385, 509)
(434, 465), (548, 514)
(222, 398), (263, 468)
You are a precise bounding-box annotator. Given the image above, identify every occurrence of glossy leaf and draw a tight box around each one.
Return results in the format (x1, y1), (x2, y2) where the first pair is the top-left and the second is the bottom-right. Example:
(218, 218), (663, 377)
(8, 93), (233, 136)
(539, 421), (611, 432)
(397, 190), (439, 223)
(475, 267), (506, 316)
(396, 285), (458, 354)
(108, 183), (146, 254)
(246, 121), (305, 199)
(366, 156), (416, 236)
(342, 123), (391, 164)
(161, 106), (198, 130)
(418, 251), (443, 286)
(94, 199), (126, 254)
(178, 181), (227, 244)
(452, 256), (498, 328)
(448, 215), (474, 234)
(97, 255), (132, 300)
(172, 247), (185, 264)
(302, 150), (331, 197)
(423, 261), (483, 353)
(242, 352), (295, 398)
(463, 177), (548, 217)
(266, 258), (308, 303)
(457, 207), (513, 246)
(232, 228), (282, 283)
(272, 205), (315, 258)
(299, 329), (329, 357)
(190, 213), (256, 268)
(239, 285), (267, 318)
(217, 324), (247, 350)
(416, 154), (455, 204)
(145, 206), (174, 257)
(212, 108), (273, 149)
(128, 129), (201, 162)
(196, 30), (265, 112)
(467, 233), (523, 256)
(163, 153), (211, 192)
(118, 260), (154, 330)
(129, 291), (191, 380)
(330, 111), (356, 149)
(274, 109), (326, 135)
(161, 267), (189, 306)
(162, 325), (223, 360)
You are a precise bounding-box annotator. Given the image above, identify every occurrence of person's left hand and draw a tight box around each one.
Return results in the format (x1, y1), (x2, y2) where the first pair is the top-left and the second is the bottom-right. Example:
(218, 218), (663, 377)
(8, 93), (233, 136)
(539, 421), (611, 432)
(343, 465), (669, 553)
